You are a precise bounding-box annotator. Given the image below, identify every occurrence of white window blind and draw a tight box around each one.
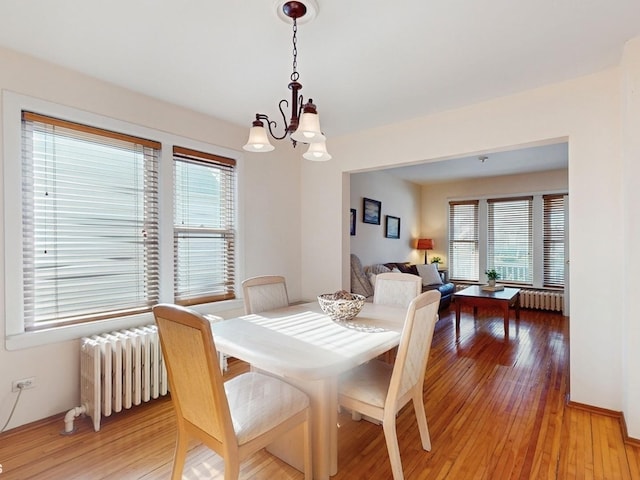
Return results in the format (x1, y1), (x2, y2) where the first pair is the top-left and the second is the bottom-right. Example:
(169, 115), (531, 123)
(543, 194), (565, 287)
(449, 201), (479, 281)
(173, 146), (236, 305)
(21, 112), (160, 330)
(487, 196), (533, 284)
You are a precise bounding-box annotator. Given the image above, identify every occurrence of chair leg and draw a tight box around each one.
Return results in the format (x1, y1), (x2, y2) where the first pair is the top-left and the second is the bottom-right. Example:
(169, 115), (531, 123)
(382, 417), (405, 480)
(412, 390), (431, 451)
(171, 430), (189, 480)
(224, 459), (240, 480)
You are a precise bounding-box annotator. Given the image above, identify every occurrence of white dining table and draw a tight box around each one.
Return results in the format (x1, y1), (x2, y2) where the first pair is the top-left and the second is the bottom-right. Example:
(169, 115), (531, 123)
(208, 301), (407, 480)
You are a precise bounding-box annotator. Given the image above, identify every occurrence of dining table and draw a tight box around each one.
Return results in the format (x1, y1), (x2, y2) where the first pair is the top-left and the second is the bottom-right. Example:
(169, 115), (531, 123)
(208, 300), (407, 480)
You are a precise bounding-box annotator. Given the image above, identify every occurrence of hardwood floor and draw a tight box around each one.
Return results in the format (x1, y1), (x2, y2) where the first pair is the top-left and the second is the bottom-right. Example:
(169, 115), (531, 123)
(1, 306), (639, 479)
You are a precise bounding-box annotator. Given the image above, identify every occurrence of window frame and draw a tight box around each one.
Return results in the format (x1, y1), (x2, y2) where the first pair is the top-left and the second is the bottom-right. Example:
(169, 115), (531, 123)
(3, 92), (243, 350)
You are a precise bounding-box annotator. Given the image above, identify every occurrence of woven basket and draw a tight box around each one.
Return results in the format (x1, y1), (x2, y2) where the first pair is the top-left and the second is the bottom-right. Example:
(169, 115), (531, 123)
(317, 293), (365, 321)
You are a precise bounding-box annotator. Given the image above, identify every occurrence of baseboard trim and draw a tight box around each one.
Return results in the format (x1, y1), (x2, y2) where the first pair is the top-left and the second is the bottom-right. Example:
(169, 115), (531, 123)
(567, 401), (640, 446)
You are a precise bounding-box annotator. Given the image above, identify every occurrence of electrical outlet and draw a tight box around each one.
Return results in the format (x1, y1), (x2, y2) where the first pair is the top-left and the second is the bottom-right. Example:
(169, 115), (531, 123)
(11, 376), (36, 392)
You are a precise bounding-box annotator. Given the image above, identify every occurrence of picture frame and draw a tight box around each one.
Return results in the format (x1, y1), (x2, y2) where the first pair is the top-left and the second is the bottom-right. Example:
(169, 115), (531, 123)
(350, 208), (356, 236)
(363, 197), (382, 225)
(385, 215), (400, 239)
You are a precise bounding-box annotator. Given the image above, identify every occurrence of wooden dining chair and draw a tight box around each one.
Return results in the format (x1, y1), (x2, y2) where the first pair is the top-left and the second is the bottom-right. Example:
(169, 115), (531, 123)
(338, 290), (441, 480)
(373, 272), (422, 308)
(241, 275), (290, 314)
(153, 304), (312, 480)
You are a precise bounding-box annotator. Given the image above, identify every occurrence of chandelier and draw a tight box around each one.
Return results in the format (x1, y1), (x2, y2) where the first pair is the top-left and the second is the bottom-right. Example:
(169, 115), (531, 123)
(243, 0), (331, 161)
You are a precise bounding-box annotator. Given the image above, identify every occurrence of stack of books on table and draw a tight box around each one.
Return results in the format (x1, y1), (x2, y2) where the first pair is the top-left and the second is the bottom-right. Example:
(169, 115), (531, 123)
(481, 283), (504, 292)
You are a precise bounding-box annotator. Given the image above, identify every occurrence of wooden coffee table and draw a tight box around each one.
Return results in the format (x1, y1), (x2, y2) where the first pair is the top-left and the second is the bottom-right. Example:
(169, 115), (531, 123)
(454, 285), (521, 335)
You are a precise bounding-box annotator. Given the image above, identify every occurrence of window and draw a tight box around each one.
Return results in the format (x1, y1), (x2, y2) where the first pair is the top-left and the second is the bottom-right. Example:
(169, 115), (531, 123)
(487, 197), (533, 284)
(173, 147), (236, 305)
(543, 195), (565, 287)
(448, 201), (479, 281)
(448, 194), (566, 288)
(21, 112), (160, 331)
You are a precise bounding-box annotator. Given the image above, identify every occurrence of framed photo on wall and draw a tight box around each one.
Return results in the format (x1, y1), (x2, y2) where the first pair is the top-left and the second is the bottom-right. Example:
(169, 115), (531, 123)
(363, 197), (382, 225)
(350, 208), (356, 236)
(385, 215), (400, 239)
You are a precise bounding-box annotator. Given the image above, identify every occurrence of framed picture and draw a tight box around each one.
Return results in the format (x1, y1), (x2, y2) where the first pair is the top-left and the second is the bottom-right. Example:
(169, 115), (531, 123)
(350, 208), (356, 236)
(385, 215), (400, 239)
(363, 197), (382, 225)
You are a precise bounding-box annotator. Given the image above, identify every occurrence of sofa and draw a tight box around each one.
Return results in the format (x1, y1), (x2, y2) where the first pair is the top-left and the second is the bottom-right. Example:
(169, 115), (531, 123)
(350, 254), (455, 310)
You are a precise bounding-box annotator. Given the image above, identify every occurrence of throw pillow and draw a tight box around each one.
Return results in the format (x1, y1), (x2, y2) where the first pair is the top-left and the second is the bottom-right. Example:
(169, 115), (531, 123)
(416, 263), (443, 286)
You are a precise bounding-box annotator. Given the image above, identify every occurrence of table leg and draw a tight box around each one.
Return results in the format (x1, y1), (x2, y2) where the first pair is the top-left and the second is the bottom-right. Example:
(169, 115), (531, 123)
(455, 301), (462, 330)
(515, 294), (521, 321)
(503, 302), (509, 335)
(265, 376), (336, 479)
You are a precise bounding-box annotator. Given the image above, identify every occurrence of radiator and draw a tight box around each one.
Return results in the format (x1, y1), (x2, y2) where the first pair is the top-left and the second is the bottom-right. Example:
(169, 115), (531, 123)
(519, 290), (564, 312)
(454, 284), (564, 312)
(65, 325), (168, 433)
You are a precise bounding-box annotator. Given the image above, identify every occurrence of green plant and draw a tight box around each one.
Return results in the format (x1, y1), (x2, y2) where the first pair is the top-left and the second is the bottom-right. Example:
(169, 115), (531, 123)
(485, 269), (500, 280)
(430, 256), (442, 264)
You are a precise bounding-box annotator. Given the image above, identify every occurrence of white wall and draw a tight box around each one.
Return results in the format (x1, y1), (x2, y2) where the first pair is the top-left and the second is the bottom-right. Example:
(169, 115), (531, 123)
(621, 37), (640, 439)
(421, 169), (569, 268)
(0, 46), (302, 429)
(350, 170), (422, 267)
(301, 39), (638, 437)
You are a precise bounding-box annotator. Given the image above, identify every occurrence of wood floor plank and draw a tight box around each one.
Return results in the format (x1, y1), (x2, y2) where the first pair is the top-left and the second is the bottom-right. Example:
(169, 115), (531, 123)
(1, 306), (640, 479)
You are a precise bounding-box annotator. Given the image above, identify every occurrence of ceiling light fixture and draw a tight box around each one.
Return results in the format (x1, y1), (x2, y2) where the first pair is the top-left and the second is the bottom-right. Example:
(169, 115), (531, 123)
(243, 0), (331, 161)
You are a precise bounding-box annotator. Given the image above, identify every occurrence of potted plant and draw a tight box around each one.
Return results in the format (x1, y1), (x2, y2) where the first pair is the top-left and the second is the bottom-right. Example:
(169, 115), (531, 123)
(485, 269), (500, 287)
(430, 256), (442, 267)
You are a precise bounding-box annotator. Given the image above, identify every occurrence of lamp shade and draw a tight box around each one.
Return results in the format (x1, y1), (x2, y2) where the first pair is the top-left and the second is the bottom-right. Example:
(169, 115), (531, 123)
(291, 111), (325, 143)
(243, 124), (275, 152)
(303, 140), (332, 161)
(416, 238), (434, 250)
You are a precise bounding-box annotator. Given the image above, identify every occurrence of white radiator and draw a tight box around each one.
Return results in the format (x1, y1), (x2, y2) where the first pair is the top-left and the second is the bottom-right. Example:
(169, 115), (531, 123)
(65, 325), (168, 433)
(519, 290), (564, 312)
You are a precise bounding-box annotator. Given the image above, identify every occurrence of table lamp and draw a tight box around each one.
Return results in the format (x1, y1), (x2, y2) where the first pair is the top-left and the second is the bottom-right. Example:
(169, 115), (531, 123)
(416, 238), (434, 264)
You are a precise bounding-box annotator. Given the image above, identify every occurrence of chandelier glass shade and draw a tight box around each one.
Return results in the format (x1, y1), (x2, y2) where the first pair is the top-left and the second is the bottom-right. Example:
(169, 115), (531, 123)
(243, 0), (330, 160)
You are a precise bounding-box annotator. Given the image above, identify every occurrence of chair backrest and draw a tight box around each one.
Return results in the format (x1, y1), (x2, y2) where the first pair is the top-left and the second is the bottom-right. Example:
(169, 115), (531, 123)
(242, 275), (289, 314)
(373, 272), (422, 308)
(386, 290), (441, 412)
(153, 304), (235, 448)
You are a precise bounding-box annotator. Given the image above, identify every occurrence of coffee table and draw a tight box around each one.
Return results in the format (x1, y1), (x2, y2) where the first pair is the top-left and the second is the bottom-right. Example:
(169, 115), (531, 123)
(454, 285), (521, 335)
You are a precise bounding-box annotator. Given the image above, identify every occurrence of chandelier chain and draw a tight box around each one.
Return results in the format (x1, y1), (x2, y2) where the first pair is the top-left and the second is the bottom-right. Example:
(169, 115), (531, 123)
(291, 18), (299, 82)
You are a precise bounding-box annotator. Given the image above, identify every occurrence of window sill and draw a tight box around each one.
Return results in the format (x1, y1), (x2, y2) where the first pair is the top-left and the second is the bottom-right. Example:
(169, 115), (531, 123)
(5, 298), (244, 351)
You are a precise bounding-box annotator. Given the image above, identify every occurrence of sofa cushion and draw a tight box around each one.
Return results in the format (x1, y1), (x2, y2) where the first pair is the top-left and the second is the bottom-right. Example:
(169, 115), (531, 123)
(384, 262), (418, 276)
(350, 254), (374, 297)
(416, 263), (443, 286)
(368, 264), (391, 275)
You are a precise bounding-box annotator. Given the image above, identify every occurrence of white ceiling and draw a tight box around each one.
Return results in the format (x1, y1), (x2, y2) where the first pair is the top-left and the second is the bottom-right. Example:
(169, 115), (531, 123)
(382, 142), (569, 185)
(0, 1), (637, 178)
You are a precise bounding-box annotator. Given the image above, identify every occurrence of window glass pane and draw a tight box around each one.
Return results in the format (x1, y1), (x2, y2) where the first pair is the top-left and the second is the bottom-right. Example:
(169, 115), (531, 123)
(544, 195), (565, 287)
(449, 201), (479, 281)
(487, 197), (533, 284)
(173, 149), (236, 304)
(22, 114), (159, 329)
